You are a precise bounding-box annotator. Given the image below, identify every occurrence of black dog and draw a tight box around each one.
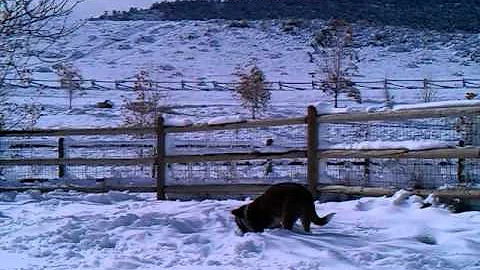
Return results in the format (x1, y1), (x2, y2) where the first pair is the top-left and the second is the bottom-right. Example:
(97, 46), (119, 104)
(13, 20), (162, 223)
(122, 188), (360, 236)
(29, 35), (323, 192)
(232, 183), (335, 233)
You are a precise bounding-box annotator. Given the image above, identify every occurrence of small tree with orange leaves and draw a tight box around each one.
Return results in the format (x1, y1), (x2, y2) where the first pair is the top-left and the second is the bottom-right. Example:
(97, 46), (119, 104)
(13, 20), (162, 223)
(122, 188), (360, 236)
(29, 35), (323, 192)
(311, 19), (361, 107)
(234, 64), (271, 119)
(121, 70), (167, 127)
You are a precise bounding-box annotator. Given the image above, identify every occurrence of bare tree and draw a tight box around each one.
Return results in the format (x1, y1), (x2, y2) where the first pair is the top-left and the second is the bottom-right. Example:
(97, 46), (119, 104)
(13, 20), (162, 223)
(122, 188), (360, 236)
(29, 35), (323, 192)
(234, 64), (271, 119)
(420, 78), (437, 103)
(0, 0), (81, 129)
(311, 19), (361, 108)
(121, 70), (168, 127)
(54, 62), (83, 109)
(121, 70), (171, 177)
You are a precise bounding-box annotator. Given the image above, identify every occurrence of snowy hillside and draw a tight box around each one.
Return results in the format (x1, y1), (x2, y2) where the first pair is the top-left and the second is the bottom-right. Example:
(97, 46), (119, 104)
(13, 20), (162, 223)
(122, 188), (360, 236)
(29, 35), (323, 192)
(0, 190), (478, 270)
(34, 19), (480, 82)
(10, 16), (480, 129)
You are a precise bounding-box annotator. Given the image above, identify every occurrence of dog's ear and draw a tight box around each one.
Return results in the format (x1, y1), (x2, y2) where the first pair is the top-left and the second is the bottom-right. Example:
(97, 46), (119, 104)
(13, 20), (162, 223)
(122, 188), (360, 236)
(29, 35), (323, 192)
(231, 205), (245, 217)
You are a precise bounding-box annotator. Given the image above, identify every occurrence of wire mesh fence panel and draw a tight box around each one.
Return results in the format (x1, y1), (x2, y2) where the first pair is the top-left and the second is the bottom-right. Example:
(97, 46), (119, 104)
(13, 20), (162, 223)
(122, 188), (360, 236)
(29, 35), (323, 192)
(167, 159), (307, 185)
(0, 137), (57, 159)
(0, 137), (59, 182)
(64, 165), (155, 184)
(318, 117), (468, 147)
(0, 163), (155, 184)
(462, 159), (480, 185)
(65, 137), (156, 159)
(318, 158), (466, 189)
(317, 114), (480, 189)
(0, 133), (156, 185)
(0, 165), (58, 182)
(167, 124), (306, 156)
(166, 124), (307, 185)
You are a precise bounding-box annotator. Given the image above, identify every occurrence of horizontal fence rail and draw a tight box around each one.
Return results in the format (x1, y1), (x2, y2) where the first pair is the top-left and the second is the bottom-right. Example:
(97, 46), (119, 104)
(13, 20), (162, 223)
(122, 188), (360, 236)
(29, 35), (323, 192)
(316, 106), (480, 123)
(0, 157), (156, 166)
(0, 127), (155, 137)
(165, 117), (306, 133)
(4, 148), (480, 165)
(3, 78), (480, 92)
(317, 147), (480, 159)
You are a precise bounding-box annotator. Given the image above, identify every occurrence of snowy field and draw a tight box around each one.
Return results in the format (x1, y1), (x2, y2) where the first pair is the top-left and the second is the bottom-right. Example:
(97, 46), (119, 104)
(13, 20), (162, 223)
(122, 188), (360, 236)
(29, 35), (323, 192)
(0, 189), (479, 270)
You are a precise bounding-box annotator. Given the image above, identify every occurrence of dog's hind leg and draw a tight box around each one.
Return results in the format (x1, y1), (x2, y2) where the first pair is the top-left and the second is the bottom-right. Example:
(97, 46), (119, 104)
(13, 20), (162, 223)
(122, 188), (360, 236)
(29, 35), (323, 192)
(300, 215), (311, 232)
(280, 201), (299, 230)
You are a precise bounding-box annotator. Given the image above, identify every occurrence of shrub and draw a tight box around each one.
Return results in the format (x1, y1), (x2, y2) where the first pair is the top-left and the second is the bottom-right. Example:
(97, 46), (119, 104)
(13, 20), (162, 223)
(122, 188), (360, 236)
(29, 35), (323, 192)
(121, 70), (167, 127)
(420, 78), (437, 102)
(54, 63), (83, 109)
(234, 64), (270, 119)
(229, 19), (249, 28)
(311, 19), (361, 107)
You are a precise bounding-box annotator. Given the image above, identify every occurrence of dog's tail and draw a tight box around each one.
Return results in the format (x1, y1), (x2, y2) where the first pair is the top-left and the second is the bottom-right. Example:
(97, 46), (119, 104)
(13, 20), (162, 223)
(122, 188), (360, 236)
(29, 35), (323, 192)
(311, 212), (335, 226)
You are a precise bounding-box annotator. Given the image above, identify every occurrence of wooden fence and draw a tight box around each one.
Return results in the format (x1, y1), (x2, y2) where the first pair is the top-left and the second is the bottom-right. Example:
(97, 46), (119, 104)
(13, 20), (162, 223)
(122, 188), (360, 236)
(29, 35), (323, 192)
(4, 77), (480, 92)
(2, 105), (480, 200)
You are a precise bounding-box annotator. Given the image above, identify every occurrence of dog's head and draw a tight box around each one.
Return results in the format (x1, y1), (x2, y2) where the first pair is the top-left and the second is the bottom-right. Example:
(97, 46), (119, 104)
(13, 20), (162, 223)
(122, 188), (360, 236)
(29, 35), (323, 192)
(231, 204), (254, 233)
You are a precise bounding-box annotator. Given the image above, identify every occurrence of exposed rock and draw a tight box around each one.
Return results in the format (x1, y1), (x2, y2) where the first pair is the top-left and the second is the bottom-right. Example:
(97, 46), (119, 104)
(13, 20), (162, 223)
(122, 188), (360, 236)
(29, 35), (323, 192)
(159, 64), (176, 71)
(96, 100), (114, 109)
(118, 43), (132, 50)
(469, 49), (480, 63)
(229, 20), (250, 28)
(135, 35), (156, 44)
(387, 44), (413, 53)
(70, 51), (85, 60)
(41, 51), (67, 59)
(35, 66), (53, 73)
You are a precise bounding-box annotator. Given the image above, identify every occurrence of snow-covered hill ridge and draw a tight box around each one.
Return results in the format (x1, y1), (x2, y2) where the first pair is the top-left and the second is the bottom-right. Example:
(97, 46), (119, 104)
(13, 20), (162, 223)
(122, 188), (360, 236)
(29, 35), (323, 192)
(94, 0), (480, 33)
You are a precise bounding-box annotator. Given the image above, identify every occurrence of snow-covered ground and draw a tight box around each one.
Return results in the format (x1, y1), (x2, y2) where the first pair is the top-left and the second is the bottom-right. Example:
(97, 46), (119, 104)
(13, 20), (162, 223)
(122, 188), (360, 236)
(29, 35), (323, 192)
(0, 189), (478, 270)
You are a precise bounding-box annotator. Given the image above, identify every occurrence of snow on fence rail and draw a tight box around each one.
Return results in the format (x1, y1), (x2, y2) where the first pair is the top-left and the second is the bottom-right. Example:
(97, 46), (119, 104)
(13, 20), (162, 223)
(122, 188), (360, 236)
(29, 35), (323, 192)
(1, 104), (480, 200)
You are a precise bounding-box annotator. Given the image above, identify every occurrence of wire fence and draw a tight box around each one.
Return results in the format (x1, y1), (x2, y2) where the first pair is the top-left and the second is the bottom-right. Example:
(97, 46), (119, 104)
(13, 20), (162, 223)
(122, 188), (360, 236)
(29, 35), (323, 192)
(4, 77), (480, 119)
(167, 124), (307, 185)
(3, 77), (480, 92)
(1, 112), (480, 191)
(1, 103), (480, 200)
(319, 157), (473, 189)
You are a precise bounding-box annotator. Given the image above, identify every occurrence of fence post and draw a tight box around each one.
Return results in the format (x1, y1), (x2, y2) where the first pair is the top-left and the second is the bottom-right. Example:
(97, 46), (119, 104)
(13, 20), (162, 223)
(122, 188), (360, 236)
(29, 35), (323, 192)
(457, 159), (465, 184)
(58, 137), (65, 178)
(383, 78), (393, 108)
(306, 105), (318, 197)
(364, 158), (370, 185)
(156, 116), (166, 200)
